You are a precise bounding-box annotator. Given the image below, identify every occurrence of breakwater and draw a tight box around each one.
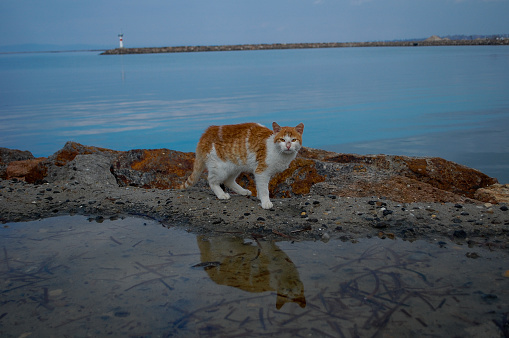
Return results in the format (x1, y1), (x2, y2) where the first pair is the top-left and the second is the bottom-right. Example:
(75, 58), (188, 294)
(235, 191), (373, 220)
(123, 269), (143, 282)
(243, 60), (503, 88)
(101, 39), (509, 55)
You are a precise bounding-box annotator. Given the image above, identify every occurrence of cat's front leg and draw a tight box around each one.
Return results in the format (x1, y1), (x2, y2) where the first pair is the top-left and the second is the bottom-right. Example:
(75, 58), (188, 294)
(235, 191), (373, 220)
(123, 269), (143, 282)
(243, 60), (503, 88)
(261, 199), (273, 210)
(254, 173), (273, 209)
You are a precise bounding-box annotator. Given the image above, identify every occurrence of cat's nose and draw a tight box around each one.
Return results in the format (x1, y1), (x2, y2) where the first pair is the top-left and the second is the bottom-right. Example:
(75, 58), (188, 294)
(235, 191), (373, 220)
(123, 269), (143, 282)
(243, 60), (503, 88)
(286, 142), (291, 149)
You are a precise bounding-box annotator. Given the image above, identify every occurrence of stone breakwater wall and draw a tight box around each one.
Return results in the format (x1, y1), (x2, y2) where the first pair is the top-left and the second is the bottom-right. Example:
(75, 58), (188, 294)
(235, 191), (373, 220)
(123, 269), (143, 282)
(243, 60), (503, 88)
(100, 39), (509, 55)
(1, 141), (507, 204)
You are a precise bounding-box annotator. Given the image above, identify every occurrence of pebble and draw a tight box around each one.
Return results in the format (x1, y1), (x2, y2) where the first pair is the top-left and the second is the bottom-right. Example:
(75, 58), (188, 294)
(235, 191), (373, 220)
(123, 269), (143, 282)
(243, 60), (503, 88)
(373, 222), (389, 229)
(480, 293), (498, 304)
(466, 252), (480, 259)
(382, 210), (393, 216)
(453, 230), (467, 239)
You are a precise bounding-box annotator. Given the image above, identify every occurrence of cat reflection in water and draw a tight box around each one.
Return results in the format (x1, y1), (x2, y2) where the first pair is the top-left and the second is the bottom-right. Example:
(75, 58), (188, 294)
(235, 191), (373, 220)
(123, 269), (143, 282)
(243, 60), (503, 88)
(197, 236), (306, 309)
(180, 122), (304, 209)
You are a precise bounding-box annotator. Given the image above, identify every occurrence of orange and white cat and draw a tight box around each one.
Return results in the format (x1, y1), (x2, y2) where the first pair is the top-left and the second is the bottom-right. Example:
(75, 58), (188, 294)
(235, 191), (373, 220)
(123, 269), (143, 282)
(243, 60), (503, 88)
(180, 122), (304, 209)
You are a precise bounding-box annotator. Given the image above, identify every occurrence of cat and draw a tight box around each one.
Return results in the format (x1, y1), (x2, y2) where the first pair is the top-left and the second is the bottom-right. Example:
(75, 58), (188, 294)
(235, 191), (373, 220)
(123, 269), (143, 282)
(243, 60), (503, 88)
(180, 122), (304, 209)
(196, 235), (306, 309)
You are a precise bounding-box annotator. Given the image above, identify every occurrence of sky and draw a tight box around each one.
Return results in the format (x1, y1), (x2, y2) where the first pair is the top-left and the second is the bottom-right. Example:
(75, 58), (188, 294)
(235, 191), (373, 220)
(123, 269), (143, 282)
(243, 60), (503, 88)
(1, 0), (508, 50)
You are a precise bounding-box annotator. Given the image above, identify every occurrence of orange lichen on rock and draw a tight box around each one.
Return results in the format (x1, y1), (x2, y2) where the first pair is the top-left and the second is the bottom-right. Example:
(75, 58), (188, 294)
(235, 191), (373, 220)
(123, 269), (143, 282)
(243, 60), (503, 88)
(1, 143), (502, 204)
(52, 141), (121, 167)
(22, 141), (123, 184)
(400, 157), (497, 198)
(5, 158), (46, 181)
(273, 158), (325, 197)
(320, 151), (497, 200)
(236, 158), (325, 198)
(331, 175), (471, 204)
(112, 149), (195, 189)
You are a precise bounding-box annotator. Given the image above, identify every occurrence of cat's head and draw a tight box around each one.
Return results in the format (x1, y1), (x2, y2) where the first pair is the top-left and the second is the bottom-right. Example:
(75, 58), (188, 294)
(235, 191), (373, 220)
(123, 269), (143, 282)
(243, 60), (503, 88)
(272, 122), (304, 154)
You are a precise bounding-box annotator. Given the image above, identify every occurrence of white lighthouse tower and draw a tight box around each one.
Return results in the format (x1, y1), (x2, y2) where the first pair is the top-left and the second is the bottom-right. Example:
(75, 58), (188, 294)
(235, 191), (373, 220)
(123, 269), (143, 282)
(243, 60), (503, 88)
(118, 33), (124, 48)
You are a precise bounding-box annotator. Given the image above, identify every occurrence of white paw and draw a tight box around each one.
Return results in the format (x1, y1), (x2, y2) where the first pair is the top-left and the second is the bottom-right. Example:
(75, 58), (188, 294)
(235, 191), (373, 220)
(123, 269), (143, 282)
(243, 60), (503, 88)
(261, 200), (273, 209)
(217, 192), (231, 200)
(238, 189), (252, 196)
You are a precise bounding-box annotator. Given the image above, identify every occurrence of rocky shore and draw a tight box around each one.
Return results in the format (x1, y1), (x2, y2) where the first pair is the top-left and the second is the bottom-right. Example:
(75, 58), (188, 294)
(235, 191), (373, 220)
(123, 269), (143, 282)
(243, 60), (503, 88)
(100, 39), (509, 55)
(1, 142), (508, 247)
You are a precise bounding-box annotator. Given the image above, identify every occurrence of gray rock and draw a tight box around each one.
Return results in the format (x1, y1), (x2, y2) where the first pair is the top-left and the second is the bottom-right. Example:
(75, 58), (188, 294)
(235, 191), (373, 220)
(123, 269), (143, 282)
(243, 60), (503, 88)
(48, 153), (118, 187)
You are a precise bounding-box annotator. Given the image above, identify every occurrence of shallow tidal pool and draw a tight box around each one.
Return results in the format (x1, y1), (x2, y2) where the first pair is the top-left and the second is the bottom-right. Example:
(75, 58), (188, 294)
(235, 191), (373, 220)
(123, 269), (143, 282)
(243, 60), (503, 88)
(1, 215), (508, 337)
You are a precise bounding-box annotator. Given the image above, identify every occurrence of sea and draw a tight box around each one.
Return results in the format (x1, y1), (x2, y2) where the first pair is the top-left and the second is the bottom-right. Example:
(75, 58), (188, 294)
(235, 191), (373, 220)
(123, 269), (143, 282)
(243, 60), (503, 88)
(1, 46), (508, 183)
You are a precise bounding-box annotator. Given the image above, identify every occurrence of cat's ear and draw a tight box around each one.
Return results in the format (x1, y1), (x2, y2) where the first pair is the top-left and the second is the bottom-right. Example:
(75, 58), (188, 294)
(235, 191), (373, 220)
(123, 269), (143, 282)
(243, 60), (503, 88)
(295, 123), (304, 135)
(272, 122), (281, 133)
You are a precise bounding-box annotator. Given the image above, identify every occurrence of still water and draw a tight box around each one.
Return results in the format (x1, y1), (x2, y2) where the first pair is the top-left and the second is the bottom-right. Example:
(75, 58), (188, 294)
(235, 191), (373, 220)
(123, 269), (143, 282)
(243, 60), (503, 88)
(1, 216), (508, 337)
(0, 47), (508, 182)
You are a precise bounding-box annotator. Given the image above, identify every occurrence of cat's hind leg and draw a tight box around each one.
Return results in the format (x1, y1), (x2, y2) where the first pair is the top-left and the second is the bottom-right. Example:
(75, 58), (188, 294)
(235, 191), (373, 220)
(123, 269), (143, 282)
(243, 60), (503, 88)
(224, 174), (252, 196)
(207, 167), (230, 200)
(209, 183), (230, 200)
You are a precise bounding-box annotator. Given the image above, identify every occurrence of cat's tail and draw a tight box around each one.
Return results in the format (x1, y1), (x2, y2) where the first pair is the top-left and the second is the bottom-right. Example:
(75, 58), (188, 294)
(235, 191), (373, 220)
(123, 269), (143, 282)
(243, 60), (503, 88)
(179, 153), (206, 189)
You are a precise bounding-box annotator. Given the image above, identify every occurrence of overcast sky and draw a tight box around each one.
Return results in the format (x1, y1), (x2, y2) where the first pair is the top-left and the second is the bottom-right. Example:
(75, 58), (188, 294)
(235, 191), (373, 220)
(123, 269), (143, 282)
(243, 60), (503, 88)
(1, 0), (508, 49)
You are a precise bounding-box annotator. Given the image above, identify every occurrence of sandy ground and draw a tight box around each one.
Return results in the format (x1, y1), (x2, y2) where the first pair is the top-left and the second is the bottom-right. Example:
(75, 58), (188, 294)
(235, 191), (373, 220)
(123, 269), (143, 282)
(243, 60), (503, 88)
(1, 178), (508, 248)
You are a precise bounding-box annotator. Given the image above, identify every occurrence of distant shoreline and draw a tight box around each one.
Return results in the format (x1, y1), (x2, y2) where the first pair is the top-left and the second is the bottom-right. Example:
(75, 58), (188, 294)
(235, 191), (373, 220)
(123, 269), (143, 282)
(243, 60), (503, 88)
(0, 49), (107, 55)
(101, 39), (509, 55)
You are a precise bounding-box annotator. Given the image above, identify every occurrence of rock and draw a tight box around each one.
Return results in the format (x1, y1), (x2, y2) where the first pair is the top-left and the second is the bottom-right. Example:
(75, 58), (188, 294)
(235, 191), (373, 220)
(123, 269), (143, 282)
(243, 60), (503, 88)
(0, 147), (34, 164)
(49, 141), (121, 167)
(382, 209), (393, 216)
(0, 143), (502, 205)
(453, 230), (467, 239)
(50, 154), (118, 187)
(24, 141), (122, 184)
(474, 184), (509, 204)
(237, 158), (326, 198)
(305, 149), (497, 203)
(0, 147), (36, 179)
(111, 148), (195, 189)
(4, 158), (46, 181)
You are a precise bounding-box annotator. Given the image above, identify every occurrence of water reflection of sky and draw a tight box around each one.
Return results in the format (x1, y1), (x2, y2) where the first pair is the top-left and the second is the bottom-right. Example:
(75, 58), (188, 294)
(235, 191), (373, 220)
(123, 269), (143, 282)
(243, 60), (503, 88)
(1, 216), (508, 337)
(0, 47), (508, 182)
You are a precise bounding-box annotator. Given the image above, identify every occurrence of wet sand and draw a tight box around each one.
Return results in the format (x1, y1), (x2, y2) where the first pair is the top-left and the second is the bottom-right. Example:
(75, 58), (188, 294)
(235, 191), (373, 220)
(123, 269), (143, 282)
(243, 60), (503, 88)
(1, 178), (508, 247)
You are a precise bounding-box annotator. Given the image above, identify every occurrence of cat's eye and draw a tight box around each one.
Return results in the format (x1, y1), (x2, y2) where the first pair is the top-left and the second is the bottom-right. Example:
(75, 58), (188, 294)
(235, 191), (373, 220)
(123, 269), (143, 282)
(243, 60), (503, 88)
(279, 138), (285, 142)
(292, 139), (297, 142)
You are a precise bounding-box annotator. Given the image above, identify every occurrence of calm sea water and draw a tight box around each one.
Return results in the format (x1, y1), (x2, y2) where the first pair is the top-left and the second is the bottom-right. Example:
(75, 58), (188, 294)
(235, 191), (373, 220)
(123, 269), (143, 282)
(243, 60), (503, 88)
(1, 46), (508, 182)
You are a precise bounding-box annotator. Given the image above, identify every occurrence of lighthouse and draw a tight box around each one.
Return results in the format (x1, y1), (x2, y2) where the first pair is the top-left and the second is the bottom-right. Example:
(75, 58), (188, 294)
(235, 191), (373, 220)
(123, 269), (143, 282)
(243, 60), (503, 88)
(118, 33), (124, 48)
